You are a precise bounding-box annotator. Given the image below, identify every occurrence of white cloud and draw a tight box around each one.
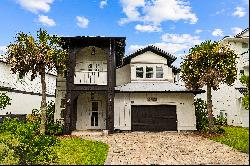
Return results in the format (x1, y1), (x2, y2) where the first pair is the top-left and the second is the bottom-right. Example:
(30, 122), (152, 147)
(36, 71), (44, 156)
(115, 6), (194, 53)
(195, 29), (202, 34)
(161, 33), (201, 45)
(0, 46), (7, 55)
(128, 33), (202, 54)
(143, 0), (198, 24)
(119, 0), (198, 32)
(38, 15), (56, 26)
(16, 0), (54, 14)
(135, 24), (161, 32)
(231, 27), (243, 35)
(76, 16), (89, 28)
(100, 0), (108, 8)
(128, 32), (203, 67)
(232, 7), (246, 17)
(119, 0), (145, 25)
(212, 28), (223, 37)
(215, 9), (225, 15)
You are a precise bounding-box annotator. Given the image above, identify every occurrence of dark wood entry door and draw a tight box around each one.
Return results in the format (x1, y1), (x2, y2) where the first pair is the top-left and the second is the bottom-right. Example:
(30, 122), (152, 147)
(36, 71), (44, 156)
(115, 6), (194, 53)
(131, 105), (177, 131)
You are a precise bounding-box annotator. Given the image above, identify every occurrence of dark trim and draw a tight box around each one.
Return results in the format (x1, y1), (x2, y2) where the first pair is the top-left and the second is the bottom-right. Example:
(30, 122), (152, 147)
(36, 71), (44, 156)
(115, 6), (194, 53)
(0, 87), (55, 97)
(234, 28), (249, 37)
(235, 87), (248, 94)
(122, 45), (177, 67)
(106, 39), (115, 132)
(115, 90), (206, 95)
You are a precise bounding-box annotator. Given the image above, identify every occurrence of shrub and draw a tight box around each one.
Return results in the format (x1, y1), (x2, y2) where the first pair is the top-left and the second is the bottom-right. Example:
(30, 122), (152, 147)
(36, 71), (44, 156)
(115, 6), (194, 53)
(0, 118), (59, 164)
(214, 115), (227, 126)
(194, 98), (227, 134)
(0, 133), (20, 165)
(0, 93), (11, 110)
(27, 101), (63, 136)
(194, 98), (208, 132)
(45, 101), (63, 136)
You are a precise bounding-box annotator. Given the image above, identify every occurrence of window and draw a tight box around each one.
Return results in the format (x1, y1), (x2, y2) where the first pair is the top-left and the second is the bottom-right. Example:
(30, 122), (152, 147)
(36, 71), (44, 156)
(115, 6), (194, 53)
(60, 109), (65, 119)
(60, 98), (66, 108)
(156, 66), (163, 78)
(146, 66), (153, 78)
(242, 42), (248, 48)
(136, 67), (144, 78)
(63, 70), (67, 78)
(91, 102), (99, 127)
(240, 70), (244, 75)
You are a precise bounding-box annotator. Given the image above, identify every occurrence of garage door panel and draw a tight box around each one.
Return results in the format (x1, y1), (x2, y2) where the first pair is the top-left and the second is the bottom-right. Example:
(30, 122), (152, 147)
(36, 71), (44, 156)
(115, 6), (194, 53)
(132, 105), (177, 131)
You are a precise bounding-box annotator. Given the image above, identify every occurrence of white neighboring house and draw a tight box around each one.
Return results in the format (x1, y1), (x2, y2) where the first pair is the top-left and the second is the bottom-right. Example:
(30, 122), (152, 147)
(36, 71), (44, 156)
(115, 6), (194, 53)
(0, 58), (56, 115)
(196, 28), (249, 127)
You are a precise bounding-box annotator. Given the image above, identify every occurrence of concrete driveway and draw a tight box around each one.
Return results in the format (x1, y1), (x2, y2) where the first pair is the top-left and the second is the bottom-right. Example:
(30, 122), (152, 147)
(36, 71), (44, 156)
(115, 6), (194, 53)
(80, 132), (249, 165)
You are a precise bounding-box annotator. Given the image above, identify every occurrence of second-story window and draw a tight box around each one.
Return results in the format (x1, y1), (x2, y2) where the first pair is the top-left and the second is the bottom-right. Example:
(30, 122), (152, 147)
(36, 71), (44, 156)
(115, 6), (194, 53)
(136, 67), (143, 78)
(156, 66), (163, 78)
(146, 66), (153, 78)
(242, 42), (248, 48)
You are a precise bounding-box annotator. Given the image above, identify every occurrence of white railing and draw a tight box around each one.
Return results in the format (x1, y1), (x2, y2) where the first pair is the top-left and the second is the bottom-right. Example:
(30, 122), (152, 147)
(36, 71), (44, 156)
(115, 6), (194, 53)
(74, 71), (107, 85)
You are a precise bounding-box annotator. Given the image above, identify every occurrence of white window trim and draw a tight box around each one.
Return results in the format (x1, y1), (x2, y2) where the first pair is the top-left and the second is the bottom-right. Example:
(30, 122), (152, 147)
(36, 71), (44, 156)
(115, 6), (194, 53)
(134, 64), (166, 80)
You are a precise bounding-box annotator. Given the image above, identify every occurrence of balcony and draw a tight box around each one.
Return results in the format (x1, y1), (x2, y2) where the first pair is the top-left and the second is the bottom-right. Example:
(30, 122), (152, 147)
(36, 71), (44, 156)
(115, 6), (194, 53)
(74, 71), (107, 85)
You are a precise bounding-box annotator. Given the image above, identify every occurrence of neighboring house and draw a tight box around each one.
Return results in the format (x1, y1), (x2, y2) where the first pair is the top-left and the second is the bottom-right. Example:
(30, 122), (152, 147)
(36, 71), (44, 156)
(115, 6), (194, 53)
(54, 37), (204, 134)
(196, 28), (249, 127)
(0, 58), (56, 115)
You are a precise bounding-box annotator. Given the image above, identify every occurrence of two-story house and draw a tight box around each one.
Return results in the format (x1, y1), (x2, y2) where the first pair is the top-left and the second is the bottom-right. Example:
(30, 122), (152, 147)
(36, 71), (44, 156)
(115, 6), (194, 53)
(54, 37), (204, 134)
(196, 28), (249, 127)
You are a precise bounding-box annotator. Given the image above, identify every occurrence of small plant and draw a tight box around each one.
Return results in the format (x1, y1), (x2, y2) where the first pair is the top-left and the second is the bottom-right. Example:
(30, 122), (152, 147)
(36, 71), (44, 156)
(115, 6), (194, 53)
(194, 98), (208, 132)
(0, 93), (11, 110)
(194, 98), (226, 134)
(240, 74), (249, 110)
(27, 101), (63, 136)
(214, 115), (227, 126)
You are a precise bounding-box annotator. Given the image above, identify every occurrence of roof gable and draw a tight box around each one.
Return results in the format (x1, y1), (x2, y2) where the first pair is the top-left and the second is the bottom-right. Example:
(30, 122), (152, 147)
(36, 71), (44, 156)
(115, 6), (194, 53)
(130, 51), (168, 64)
(235, 28), (249, 38)
(123, 45), (177, 66)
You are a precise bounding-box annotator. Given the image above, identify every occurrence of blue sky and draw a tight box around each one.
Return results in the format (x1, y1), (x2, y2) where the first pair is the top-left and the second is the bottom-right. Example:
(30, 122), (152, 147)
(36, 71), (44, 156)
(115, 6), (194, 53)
(0, 0), (249, 66)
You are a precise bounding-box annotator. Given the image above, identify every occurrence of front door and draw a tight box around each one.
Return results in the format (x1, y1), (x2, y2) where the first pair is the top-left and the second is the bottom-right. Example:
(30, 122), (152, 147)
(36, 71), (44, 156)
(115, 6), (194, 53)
(89, 101), (102, 129)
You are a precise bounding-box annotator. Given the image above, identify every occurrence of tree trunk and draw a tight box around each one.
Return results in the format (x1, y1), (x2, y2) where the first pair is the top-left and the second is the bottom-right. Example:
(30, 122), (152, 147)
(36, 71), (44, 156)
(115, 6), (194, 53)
(207, 84), (214, 132)
(40, 67), (47, 135)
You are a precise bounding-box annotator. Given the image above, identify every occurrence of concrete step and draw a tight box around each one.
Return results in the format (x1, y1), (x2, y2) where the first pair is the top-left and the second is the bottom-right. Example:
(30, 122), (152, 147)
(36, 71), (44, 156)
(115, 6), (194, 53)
(71, 130), (107, 136)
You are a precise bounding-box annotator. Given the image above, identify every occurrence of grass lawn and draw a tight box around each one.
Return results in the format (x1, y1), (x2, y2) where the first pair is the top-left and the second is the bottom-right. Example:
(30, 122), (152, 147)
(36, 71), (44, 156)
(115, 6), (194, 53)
(53, 136), (109, 165)
(209, 126), (249, 154)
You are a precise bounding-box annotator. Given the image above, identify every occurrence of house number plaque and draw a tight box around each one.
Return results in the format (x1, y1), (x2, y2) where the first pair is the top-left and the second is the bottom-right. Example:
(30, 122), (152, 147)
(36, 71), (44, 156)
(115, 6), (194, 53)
(147, 97), (157, 102)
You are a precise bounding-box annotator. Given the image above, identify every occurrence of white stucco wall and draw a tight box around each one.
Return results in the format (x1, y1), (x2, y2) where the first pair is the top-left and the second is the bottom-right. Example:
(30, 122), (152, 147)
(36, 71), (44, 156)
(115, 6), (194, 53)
(1, 91), (54, 115)
(114, 93), (196, 131)
(0, 61), (56, 115)
(131, 51), (168, 64)
(116, 64), (131, 86)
